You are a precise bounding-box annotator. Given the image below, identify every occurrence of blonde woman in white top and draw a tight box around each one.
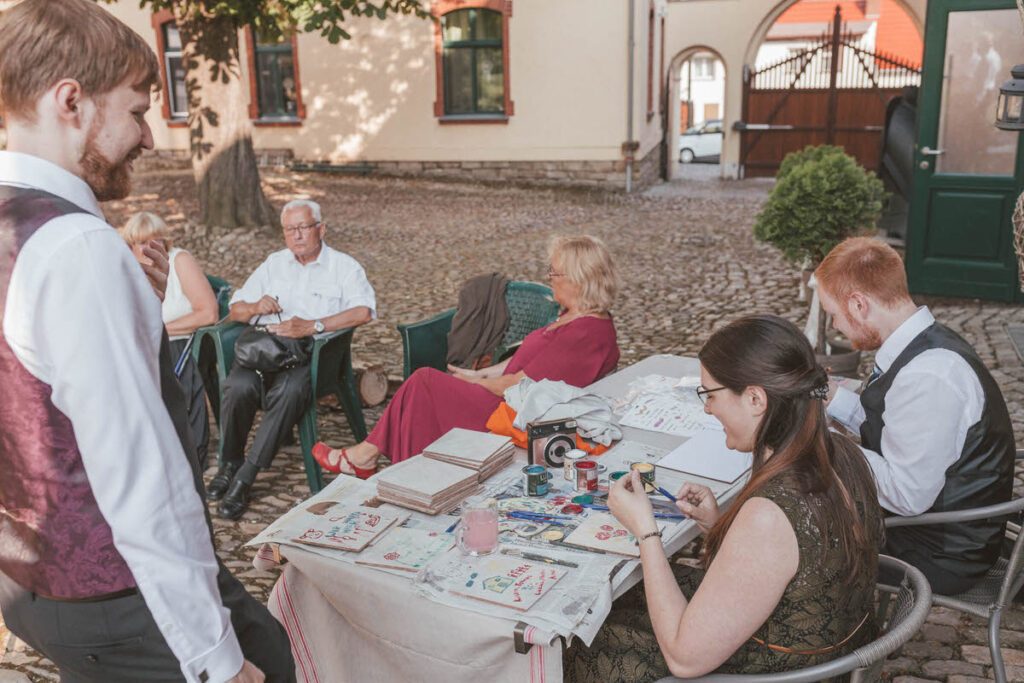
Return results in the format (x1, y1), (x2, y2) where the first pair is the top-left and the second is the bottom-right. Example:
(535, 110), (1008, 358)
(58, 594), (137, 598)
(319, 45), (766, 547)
(121, 212), (218, 469)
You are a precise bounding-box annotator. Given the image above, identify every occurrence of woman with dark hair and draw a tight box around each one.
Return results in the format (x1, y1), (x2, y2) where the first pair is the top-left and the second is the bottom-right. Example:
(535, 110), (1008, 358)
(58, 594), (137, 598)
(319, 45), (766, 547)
(563, 314), (883, 681)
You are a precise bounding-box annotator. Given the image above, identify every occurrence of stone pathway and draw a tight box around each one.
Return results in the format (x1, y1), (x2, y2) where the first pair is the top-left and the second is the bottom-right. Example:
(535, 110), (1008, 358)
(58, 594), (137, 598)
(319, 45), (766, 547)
(2, 171), (1024, 681)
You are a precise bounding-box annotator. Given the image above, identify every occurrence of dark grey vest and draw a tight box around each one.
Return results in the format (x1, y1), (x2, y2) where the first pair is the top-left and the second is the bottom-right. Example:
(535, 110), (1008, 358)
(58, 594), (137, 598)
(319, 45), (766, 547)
(861, 322), (1014, 590)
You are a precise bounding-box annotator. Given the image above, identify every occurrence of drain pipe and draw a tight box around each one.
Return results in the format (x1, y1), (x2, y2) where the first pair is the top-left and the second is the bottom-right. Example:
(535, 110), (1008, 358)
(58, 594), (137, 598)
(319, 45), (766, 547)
(625, 0), (636, 193)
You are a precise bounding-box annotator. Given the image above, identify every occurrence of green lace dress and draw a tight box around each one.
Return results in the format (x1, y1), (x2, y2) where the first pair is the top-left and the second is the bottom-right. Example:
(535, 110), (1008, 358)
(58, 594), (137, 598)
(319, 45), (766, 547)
(563, 475), (882, 682)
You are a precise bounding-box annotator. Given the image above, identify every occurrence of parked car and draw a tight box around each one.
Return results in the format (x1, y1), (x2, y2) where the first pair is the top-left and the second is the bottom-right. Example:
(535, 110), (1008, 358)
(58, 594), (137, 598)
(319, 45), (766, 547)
(678, 119), (723, 163)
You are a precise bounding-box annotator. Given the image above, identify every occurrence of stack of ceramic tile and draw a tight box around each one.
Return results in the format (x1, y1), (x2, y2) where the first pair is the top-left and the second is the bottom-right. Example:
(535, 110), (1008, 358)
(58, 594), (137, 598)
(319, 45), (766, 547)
(375, 456), (481, 515)
(422, 428), (516, 482)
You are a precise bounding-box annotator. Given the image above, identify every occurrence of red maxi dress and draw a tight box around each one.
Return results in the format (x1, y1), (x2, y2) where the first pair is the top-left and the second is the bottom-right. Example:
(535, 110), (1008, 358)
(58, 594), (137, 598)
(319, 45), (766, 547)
(366, 316), (620, 463)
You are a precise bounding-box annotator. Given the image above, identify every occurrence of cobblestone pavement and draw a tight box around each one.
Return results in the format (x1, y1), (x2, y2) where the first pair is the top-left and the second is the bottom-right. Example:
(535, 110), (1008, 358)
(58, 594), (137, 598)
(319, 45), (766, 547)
(3, 171), (1024, 681)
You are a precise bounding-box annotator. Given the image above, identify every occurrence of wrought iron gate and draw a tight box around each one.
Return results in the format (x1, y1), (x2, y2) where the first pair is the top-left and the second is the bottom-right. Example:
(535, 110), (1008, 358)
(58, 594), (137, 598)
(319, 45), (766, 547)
(737, 5), (921, 177)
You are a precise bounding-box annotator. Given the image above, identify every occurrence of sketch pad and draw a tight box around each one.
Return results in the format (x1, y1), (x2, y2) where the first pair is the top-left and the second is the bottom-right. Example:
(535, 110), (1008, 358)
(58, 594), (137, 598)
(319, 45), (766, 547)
(656, 430), (752, 484)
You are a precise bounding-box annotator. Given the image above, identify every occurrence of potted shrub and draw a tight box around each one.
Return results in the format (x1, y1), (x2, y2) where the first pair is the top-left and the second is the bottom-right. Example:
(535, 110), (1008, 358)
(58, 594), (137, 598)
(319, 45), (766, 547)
(754, 144), (886, 374)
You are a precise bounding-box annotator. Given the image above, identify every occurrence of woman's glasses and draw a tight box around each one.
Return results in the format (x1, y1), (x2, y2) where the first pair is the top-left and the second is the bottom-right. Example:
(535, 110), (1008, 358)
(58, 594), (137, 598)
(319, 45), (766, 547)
(695, 384), (728, 405)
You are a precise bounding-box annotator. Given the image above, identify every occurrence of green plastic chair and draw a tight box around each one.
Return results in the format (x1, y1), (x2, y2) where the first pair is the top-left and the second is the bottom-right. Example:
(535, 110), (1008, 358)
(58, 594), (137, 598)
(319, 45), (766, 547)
(192, 320), (367, 493)
(205, 274), (232, 319)
(396, 280), (560, 379)
(192, 275), (234, 425)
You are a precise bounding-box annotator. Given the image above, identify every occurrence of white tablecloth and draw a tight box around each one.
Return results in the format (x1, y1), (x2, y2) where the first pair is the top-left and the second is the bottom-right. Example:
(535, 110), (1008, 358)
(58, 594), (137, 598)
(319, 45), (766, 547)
(269, 546), (562, 683)
(265, 355), (746, 682)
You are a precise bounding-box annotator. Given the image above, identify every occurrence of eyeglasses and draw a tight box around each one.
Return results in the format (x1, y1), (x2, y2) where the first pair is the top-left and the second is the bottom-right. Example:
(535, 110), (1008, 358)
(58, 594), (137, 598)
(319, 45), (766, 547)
(547, 270), (565, 279)
(283, 222), (321, 236)
(695, 384), (728, 405)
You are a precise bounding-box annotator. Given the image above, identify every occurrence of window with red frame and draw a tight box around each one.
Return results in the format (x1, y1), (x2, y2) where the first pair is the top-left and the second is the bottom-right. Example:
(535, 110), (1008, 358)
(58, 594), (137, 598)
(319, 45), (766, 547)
(441, 8), (505, 115)
(250, 28), (301, 120)
(161, 23), (189, 120)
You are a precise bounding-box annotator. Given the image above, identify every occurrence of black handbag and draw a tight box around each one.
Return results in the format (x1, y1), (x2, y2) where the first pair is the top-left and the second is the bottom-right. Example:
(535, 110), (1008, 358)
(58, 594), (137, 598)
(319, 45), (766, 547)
(234, 317), (312, 372)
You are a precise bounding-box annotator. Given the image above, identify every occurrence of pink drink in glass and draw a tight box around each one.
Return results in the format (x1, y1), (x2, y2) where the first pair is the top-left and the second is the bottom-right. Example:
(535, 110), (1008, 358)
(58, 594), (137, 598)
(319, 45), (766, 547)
(459, 507), (499, 556)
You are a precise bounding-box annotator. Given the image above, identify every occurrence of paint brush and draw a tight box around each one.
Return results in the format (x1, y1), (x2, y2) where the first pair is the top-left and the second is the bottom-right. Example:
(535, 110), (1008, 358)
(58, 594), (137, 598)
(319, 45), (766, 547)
(501, 548), (579, 568)
(579, 503), (685, 521)
(654, 485), (678, 502)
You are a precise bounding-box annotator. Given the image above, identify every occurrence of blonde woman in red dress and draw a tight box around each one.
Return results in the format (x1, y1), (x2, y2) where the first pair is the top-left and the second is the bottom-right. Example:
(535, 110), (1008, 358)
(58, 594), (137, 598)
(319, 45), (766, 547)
(313, 234), (621, 478)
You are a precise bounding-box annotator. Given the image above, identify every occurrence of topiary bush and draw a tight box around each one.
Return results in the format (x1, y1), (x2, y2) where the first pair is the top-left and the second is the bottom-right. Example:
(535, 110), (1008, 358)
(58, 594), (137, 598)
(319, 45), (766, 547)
(754, 145), (886, 265)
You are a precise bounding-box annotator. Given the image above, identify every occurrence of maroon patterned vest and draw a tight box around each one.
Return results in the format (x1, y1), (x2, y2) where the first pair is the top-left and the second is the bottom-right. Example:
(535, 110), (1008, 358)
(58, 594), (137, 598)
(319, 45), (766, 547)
(0, 185), (135, 598)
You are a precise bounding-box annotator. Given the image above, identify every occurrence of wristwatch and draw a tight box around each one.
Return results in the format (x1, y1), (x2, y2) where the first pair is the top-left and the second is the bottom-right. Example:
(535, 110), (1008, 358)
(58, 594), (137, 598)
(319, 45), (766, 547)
(313, 320), (325, 334)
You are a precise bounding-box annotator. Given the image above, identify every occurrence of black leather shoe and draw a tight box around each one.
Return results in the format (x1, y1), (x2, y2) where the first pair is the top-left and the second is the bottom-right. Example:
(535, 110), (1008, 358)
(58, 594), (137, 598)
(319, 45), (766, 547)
(217, 480), (251, 520)
(206, 462), (240, 502)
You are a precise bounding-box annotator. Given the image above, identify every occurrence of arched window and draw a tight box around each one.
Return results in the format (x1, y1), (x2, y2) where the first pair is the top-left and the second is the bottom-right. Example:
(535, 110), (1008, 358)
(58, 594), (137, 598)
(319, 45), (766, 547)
(433, 1), (513, 122)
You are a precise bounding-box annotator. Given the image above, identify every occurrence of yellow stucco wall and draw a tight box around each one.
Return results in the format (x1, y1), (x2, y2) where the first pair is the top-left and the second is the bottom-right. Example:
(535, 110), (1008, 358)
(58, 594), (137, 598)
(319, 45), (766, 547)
(107, 1), (671, 165)
(106, 0), (924, 176)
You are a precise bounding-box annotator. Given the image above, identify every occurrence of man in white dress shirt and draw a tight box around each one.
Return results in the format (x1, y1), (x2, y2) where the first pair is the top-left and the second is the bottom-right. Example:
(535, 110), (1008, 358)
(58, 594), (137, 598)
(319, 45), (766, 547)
(817, 237), (1014, 595)
(0, 2), (291, 681)
(210, 199), (375, 519)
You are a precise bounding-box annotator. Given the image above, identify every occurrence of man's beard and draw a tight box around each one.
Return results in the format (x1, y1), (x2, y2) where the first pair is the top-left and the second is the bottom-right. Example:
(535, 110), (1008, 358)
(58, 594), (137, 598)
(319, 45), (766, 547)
(79, 125), (140, 202)
(848, 318), (883, 351)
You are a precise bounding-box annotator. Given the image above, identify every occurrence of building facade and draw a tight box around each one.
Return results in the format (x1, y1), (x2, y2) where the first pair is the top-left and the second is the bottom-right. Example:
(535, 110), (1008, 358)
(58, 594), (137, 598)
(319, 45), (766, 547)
(98, 0), (928, 189)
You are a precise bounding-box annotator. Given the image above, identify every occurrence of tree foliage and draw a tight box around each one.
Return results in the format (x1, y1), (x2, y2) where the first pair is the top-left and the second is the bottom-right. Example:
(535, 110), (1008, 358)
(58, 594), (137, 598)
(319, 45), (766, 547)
(754, 145), (886, 266)
(128, 0), (429, 42)
(94, 0), (428, 229)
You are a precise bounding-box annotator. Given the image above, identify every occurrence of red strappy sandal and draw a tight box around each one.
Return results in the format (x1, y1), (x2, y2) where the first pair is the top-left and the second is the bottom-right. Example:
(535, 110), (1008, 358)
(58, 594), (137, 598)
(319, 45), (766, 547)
(312, 442), (377, 480)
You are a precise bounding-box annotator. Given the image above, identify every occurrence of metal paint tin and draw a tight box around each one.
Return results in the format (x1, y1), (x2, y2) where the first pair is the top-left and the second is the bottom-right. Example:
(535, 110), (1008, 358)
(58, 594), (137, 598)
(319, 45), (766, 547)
(630, 462), (656, 491)
(574, 460), (598, 492)
(563, 449), (588, 481)
(522, 465), (551, 497)
(609, 470), (629, 482)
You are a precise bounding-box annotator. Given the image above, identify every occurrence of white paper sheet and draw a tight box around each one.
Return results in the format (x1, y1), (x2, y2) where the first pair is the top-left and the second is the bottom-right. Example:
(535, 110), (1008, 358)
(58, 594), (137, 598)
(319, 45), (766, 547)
(615, 375), (721, 437)
(657, 429), (752, 483)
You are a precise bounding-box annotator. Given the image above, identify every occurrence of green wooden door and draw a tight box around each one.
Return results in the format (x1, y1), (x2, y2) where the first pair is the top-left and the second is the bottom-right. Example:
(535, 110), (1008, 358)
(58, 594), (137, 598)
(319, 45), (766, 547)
(906, 0), (1024, 301)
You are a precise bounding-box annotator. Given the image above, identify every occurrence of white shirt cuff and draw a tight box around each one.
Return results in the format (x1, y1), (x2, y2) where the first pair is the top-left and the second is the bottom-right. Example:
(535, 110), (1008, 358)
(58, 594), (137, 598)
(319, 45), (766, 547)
(827, 386), (863, 433)
(181, 625), (244, 683)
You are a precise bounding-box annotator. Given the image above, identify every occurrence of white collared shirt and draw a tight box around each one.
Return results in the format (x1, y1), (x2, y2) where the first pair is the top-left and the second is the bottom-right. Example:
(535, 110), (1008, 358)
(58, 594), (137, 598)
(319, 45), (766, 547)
(230, 244), (376, 324)
(0, 151), (242, 683)
(828, 307), (985, 516)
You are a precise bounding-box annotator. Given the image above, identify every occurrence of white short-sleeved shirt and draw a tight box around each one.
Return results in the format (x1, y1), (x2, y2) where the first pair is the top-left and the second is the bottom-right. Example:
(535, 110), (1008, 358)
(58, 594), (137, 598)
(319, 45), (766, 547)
(229, 243), (376, 324)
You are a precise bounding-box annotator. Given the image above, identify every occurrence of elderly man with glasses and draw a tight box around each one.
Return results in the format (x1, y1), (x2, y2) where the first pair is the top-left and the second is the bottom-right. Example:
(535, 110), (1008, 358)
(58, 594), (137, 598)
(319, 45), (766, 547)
(210, 199), (376, 519)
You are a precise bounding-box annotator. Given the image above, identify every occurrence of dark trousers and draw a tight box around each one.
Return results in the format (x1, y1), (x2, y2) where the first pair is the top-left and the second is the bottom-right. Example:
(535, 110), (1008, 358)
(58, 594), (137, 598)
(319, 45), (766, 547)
(220, 362), (311, 484)
(169, 338), (210, 472)
(880, 540), (981, 596)
(0, 565), (295, 683)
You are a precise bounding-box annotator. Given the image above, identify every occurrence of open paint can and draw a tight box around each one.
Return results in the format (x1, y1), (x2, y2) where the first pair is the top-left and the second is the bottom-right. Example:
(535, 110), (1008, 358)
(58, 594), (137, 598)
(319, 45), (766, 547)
(630, 462), (656, 492)
(574, 460), (598, 492)
(522, 465), (551, 497)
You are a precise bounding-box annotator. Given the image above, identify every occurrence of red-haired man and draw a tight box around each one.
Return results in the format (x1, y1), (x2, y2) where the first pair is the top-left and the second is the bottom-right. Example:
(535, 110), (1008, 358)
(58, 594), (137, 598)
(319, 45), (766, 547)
(817, 236), (1014, 596)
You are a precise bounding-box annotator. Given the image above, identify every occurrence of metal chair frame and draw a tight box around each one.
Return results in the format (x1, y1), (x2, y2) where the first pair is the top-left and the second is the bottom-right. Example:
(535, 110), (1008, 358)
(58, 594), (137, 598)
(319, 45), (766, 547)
(884, 490), (1024, 683)
(655, 555), (932, 683)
